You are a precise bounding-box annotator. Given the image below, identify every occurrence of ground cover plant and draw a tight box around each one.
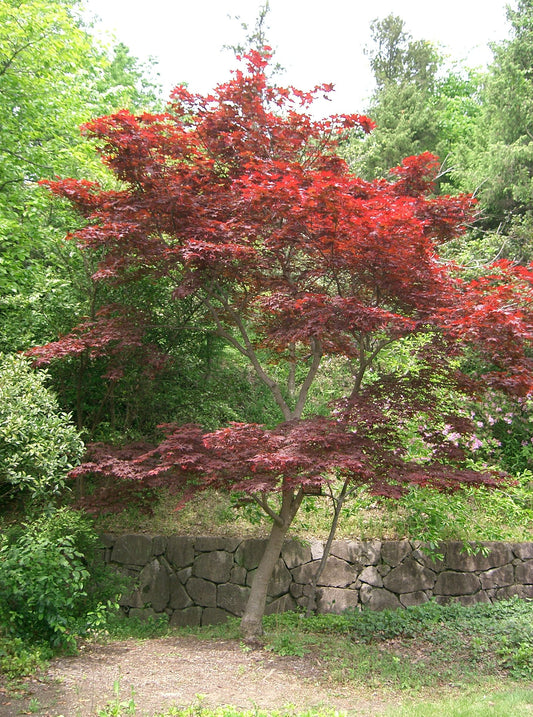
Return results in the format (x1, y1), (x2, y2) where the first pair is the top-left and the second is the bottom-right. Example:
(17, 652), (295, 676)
(23, 598), (532, 717)
(96, 691), (533, 717)
(120, 693), (533, 717)
(89, 475), (533, 546)
(106, 599), (533, 690)
(258, 598), (533, 686)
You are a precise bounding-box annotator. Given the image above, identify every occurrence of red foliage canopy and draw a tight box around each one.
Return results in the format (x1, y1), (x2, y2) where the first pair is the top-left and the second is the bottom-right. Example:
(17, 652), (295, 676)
(33, 50), (533, 505)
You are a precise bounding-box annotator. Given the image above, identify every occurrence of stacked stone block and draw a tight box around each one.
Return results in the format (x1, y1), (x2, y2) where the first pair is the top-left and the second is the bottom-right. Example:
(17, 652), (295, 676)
(100, 534), (533, 626)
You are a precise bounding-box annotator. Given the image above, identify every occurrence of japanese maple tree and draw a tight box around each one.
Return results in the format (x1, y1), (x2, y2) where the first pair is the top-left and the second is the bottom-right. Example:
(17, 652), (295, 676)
(30, 50), (533, 639)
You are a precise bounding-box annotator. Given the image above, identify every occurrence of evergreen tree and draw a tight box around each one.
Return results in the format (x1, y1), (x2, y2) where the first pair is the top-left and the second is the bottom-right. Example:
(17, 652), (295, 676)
(472, 0), (533, 258)
(347, 13), (483, 198)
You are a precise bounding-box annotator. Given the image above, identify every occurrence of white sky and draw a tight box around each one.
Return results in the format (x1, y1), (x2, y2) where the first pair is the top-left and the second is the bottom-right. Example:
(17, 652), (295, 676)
(83, 0), (511, 116)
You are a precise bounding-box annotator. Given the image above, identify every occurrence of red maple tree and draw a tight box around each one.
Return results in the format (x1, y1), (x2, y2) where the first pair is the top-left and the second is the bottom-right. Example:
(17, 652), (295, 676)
(31, 50), (533, 638)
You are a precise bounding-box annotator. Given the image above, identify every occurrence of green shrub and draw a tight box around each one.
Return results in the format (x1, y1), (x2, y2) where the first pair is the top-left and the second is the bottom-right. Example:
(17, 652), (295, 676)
(0, 508), (125, 650)
(0, 353), (84, 508)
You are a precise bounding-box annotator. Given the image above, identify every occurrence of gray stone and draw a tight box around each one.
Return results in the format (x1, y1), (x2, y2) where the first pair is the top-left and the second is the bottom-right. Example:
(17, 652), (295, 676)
(265, 594), (297, 615)
(152, 536), (167, 556)
(512, 543), (533, 561)
(465, 591), (490, 605)
(121, 587), (144, 609)
(436, 592), (490, 606)
(315, 587), (359, 614)
(195, 537), (241, 553)
(330, 540), (381, 565)
(128, 607), (156, 621)
(496, 585), (533, 600)
(282, 539), (312, 569)
(111, 534), (153, 565)
(310, 540), (325, 560)
(290, 583), (305, 599)
(193, 551), (233, 584)
(381, 541), (411, 567)
(137, 558), (170, 612)
(317, 556), (355, 588)
(291, 560), (320, 585)
(358, 566), (383, 587)
(268, 559), (293, 597)
(359, 584), (373, 604)
(246, 558), (293, 596)
(100, 533), (116, 548)
(202, 607), (232, 625)
(177, 567), (192, 584)
(170, 607), (202, 627)
(383, 557), (436, 594)
(515, 560), (533, 584)
(186, 577), (217, 607)
(446, 542), (513, 572)
(434, 571), (481, 596)
(230, 565), (248, 586)
(400, 591), (429, 608)
(364, 588), (401, 611)
(480, 564), (515, 590)
(293, 584), (314, 606)
(234, 539), (267, 570)
(169, 574), (192, 610)
(166, 536), (195, 568)
(217, 583), (250, 616)
(411, 544), (446, 571)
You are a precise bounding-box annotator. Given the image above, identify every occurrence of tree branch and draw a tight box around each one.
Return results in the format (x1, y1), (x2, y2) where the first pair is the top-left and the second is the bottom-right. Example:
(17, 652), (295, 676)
(292, 337), (323, 419)
(253, 493), (284, 526)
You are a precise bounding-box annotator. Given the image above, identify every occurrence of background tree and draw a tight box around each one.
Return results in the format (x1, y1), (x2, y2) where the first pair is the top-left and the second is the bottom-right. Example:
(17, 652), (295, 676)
(348, 14), (440, 179)
(0, 0), (158, 303)
(463, 0), (533, 262)
(0, 0), (284, 441)
(30, 51), (533, 639)
(347, 13), (483, 197)
(0, 0), (163, 356)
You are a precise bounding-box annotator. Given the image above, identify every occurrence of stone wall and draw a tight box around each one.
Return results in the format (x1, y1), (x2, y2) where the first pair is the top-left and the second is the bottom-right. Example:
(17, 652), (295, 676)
(100, 534), (533, 626)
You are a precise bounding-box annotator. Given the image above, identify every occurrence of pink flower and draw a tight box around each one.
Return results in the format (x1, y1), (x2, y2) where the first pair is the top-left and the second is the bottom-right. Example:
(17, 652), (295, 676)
(470, 437), (483, 451)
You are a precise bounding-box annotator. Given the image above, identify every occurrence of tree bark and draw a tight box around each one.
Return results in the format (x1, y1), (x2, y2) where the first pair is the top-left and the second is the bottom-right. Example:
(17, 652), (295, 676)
(240, 488), (303, 641)
(305, 477), (351, 617)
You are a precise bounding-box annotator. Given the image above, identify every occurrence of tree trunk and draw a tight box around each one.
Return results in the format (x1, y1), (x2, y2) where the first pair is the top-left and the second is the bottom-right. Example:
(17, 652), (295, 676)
(240, 488), (303, 641)
(305, 477), (350, 617)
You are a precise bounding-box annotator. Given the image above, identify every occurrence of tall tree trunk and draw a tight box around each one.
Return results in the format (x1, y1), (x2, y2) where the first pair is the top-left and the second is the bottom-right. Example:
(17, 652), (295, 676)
(240, 488), (303, 641)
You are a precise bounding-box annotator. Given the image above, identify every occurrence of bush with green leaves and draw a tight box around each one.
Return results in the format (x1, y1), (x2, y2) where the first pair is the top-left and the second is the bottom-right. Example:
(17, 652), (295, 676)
(0, 507), (125, 650)
(0, 353), (84, 507)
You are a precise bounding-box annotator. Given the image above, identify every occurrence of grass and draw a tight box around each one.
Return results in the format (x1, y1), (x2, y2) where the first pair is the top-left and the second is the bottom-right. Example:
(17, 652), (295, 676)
(91, 483), (533, 545)
(5, 599), (533, 716)
(383, 687), (533, 716)
(96, 597), (533, 690)
(89, 686), (533, 717)
(257, 598), (533, 688)
(110, 598), (533, 691)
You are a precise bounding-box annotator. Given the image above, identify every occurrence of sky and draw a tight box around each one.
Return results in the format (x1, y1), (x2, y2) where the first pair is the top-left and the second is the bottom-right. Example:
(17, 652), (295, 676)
(83, 0), (512, 117)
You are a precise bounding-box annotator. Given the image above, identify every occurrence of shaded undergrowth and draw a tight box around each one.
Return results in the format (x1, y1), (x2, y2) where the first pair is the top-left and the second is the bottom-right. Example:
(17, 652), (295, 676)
(174, 597), (533, 689)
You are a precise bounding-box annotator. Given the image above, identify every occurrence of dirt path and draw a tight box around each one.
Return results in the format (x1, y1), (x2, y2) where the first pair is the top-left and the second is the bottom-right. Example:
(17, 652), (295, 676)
(0, 637), (393, 717)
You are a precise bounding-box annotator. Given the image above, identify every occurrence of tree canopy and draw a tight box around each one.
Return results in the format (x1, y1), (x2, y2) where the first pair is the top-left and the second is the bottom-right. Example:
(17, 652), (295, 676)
(27, 48), (533, 638)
